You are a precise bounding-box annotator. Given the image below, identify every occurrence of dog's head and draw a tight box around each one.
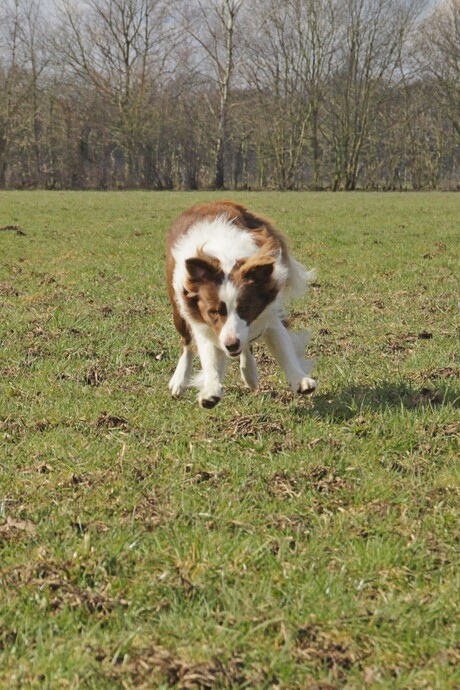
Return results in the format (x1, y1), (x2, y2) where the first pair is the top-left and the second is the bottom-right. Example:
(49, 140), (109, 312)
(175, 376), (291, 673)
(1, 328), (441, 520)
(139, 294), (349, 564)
(184, 249), (279, 356)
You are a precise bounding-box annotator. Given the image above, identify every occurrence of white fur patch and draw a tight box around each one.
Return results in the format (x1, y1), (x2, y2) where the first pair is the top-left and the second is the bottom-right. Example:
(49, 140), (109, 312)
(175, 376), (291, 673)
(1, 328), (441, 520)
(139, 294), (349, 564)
(217, 280), (247, 353)
(172, 217), (258, 283)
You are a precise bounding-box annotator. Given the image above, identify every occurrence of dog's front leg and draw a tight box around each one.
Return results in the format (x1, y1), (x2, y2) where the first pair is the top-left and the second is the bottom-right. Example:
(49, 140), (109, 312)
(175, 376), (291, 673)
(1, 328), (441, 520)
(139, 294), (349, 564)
(194, 335), (227, 408)
(264, 321), (317, 394)
(169, 343), (194, 396)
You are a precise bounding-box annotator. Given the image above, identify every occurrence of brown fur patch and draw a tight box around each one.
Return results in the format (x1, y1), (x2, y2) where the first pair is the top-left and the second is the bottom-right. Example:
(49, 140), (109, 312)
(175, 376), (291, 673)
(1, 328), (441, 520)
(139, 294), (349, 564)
(184, 248), (224, 294)
(184, 284), (228, 334)
(182, 252), (228, 335)
(230, 255), (279, 324)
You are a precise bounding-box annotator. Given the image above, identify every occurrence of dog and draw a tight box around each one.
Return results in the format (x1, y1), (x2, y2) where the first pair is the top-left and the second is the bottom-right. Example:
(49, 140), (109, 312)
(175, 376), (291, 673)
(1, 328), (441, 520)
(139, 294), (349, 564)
(166, 201), (316, 408)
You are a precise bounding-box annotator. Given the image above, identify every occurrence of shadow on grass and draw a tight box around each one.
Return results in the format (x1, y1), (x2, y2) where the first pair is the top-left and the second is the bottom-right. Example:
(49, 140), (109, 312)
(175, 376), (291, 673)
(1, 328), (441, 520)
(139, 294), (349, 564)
(295, 380), (460, 422)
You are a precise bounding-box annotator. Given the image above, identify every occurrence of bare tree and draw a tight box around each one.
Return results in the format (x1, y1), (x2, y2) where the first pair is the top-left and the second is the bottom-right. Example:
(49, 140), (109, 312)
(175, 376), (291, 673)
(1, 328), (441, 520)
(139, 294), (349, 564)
(174, 0), (243, 190)
(244, 0), (337, 189)
(53, 0), (174, 186)
(421, 0), (460, 137)
(326, 0), (426, 190)
(0, 0), (49, 186)
(291, 0), (338, 188)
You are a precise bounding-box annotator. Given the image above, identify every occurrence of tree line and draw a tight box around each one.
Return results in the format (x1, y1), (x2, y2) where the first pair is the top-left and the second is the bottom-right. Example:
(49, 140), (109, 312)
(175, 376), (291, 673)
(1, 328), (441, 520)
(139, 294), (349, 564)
(0, 0), (459, 191)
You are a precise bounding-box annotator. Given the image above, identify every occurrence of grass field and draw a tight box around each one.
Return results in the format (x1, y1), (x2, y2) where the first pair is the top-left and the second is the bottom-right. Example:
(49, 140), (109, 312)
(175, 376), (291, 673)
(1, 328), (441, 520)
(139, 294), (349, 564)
(0, 191), (459, 689)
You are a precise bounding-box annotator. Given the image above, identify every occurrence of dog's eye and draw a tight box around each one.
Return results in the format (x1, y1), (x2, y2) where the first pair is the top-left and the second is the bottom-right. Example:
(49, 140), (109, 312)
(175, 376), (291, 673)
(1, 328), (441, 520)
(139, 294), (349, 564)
(209, 303), (227, 318)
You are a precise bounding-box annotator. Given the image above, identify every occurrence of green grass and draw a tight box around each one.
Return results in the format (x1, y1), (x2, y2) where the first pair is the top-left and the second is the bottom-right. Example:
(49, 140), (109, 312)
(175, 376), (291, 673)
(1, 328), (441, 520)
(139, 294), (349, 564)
(0, 191), (459, 689)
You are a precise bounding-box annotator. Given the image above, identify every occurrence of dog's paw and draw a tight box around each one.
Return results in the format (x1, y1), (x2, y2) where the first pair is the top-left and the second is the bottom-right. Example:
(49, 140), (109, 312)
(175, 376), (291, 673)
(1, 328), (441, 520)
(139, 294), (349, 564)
(198, 386), (223, 409)
(169, 376), (187, 397)
(297, 377), (317, 395)
(200, 395), (222, 409)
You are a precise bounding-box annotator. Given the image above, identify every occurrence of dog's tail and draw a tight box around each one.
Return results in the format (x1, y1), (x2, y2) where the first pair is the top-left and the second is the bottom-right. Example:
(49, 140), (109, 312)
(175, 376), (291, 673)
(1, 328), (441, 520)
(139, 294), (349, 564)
(285, 258), (316, 300)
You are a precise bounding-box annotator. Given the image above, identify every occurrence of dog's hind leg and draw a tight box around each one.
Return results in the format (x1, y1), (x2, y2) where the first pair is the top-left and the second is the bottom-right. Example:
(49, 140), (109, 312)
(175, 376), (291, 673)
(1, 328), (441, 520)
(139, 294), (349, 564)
(264, 321), (316, 394)
(169, 303), (195, 397)
(289, 330), (316, 377)
(240, 347), (258, 390)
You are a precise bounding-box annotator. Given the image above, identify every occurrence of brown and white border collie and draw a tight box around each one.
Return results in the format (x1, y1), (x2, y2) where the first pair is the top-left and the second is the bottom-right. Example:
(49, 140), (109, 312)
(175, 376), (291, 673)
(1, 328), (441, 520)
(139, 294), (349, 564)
(166, 201), (316, 408)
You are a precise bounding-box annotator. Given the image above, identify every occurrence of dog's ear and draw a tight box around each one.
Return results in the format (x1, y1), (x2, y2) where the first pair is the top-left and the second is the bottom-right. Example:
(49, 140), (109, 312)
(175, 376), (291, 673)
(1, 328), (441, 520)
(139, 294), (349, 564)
(185, 255), (223, 285)
(240, 255), (275, 283)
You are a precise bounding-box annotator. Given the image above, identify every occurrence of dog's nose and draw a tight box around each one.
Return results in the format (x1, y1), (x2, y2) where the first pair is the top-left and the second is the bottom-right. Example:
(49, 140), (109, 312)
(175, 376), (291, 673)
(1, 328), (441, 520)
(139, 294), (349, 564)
(225, 339), (241, 355)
